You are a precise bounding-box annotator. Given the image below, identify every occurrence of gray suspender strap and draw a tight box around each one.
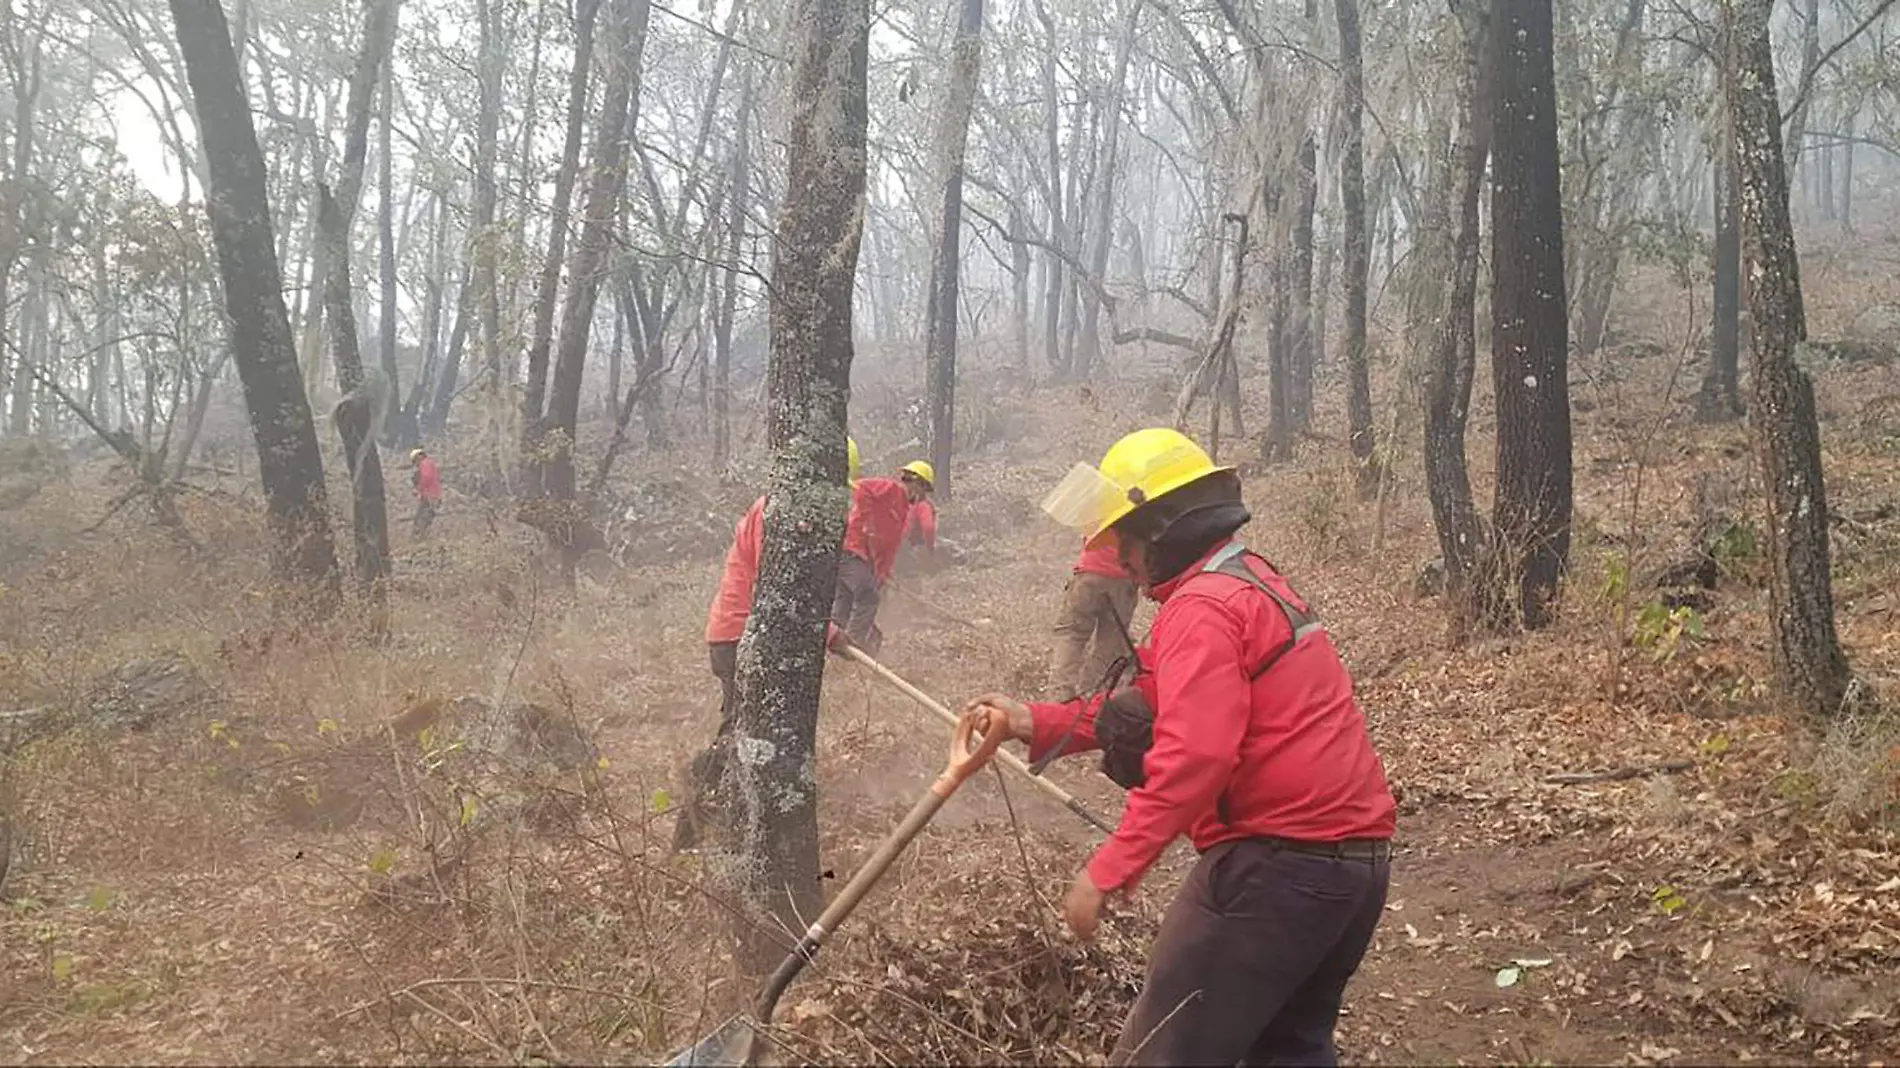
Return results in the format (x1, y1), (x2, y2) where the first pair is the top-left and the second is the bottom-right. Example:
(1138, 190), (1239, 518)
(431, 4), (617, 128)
(1199, 542), (1324, 677)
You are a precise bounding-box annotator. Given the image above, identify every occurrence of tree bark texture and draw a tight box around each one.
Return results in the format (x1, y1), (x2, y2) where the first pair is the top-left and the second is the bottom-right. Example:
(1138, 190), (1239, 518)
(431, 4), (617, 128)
(319, 0), (397, 600)
(169, 0), (340, 615)
(376, 7), (402, 440)
(521, 0), (602, 434)
(1073, 0), (1140, 381)
(1426, 1), (1490, 595)
(1487, 0), (1573, 630)
(1335, 0), (1376, 481)
(1720, 0), (1853, 718)
(534, 0), (646, 567)
(1289, 132), (1318, 435)
(923, 0), (985, 500)
(728, 0), (869, 976)
(1699, 124), (1745, 422)
(713, 66), (753, 470)
(318, 185), (393, 603)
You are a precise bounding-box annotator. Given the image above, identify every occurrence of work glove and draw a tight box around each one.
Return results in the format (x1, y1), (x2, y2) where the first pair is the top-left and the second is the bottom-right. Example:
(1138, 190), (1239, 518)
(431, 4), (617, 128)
(825, 623), (852, 653)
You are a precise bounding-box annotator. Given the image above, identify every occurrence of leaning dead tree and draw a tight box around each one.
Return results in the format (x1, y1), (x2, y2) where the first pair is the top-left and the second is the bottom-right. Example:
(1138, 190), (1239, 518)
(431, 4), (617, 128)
(727, 0), (869, 975)
(1719, 0), (1855, 718)
(168, 0), (341, 618)
(317, 0), (400, 610)
(1173, 212), (1248, 459)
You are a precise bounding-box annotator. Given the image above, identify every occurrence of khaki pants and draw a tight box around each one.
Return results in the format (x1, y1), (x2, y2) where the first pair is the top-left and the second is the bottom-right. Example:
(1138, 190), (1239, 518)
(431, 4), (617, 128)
(831, 552), (884, 656)
(1048, 571), (1139, 700)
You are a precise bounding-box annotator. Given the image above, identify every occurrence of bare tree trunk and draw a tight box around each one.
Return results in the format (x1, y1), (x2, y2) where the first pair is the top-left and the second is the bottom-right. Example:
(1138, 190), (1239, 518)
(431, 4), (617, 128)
(1289, 132), (1318, 436)
(0, 6), (39, 409)
(923, 0), (985, 500)
(1485, 0), (1572, 631)
(1010, 202), (1030, 371)
(1839, 109), (1854, 231)
(472, 0), (507, 387)
(1035, 0), (1067, 378)
(1426, 1), (1490, 595)
(1699, 120), (1744, 422)
(376, 18), (402, 440)
(713, 66), (753, 470)
(521, 0), (603, 433)
(532, 0), (647, 574)
(1720, 0), (1853, 718)
(169, 0), (341, 616)
(320, 186), (393, 607)
(729, 0), (868, 977)
(1073, 0), (1140, 381)
(316, 0), (399, 607)
(1336, 0), (1376, 487)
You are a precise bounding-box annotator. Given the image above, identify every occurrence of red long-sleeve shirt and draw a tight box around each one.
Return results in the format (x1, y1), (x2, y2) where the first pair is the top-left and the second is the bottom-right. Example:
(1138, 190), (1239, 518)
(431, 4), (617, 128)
(1027, 541), (1395, 893)
(414, 457), (443, 503)
(905, 498), (938, 551)
(705, 496), (767, 644)
(1074, 537), (1131, 580)
(843, 477), (911, 583)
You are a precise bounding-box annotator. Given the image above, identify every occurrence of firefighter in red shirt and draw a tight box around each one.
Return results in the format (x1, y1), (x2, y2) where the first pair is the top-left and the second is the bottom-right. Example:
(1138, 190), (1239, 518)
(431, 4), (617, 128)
(831, 459), (932, 655)
(1048, 536), (1139, 700)
(409, 448), (444, 537)
(676, 439), (862, 850)
(900, 461), (938, 556)
(966, 428), (1396, 1067)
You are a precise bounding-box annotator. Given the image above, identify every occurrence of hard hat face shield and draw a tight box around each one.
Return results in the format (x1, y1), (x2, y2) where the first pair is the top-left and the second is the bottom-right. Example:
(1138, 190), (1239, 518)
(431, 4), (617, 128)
(1040, 462), (1127, 540)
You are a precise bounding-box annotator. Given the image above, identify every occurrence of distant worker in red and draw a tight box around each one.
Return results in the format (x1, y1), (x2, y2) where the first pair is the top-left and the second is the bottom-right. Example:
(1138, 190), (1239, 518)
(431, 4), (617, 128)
(676, 439), (862, 851)
(832, 457), (933, 655)
(409, 448), (443, 538)
(900, 461), (938, 556)
(1047, 536), (1139, 700)
(964, 427), (1395, 1067)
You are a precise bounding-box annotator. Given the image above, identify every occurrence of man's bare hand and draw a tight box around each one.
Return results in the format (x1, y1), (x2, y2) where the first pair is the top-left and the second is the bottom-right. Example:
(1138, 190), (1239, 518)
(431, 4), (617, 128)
(961, 693), (1034, 743)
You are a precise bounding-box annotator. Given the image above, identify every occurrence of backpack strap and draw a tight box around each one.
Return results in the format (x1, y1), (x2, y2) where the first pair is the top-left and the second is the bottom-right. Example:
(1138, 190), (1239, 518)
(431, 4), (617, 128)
(1197, 542), (1324, 679)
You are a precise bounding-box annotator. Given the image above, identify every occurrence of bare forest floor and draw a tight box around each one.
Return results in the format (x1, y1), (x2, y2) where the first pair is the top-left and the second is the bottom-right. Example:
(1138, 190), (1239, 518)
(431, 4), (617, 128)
(6, 220), (1900, 1065)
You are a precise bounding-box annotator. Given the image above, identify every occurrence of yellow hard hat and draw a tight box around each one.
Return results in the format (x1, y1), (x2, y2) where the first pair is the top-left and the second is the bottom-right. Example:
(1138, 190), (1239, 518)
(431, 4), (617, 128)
(847, 437), (861, 483)
(900, 460), (936, 488)
(1041, 428), (1230, 547)
(410, 448), (426, 463)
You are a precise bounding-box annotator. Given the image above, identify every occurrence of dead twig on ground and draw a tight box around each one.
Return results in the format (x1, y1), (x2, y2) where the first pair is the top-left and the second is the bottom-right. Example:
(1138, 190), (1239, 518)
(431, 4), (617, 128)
(1543, 760), (1694, 785)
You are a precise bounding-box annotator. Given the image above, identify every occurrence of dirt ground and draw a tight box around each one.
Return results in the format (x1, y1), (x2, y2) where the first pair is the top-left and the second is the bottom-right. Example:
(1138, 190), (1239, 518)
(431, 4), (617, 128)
(5, 217), (1900, 1065)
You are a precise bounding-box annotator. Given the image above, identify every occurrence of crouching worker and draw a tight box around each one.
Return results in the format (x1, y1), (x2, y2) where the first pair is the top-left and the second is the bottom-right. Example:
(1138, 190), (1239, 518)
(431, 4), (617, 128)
(675, 439), (862, 852)
(831, 457), (932, 655)
(964, 427), (1396, 1067)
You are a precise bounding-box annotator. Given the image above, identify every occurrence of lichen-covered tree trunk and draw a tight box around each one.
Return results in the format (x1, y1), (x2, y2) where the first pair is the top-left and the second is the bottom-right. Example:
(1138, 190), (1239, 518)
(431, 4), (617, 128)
(728, 0), (868, 976)
(923, 0), (985, 500)
(1486, 0), (1572, 630)
(1335, 0), (1376, 487)
(169, 0), (341, 617)
(1719, 0), (1853, 718)
(1427, 1), (1490, 596)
